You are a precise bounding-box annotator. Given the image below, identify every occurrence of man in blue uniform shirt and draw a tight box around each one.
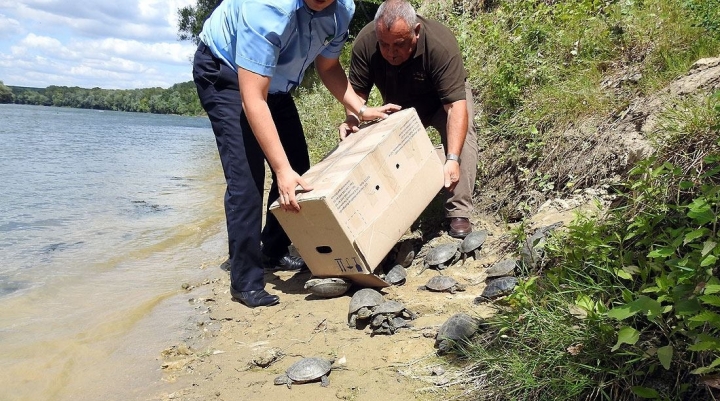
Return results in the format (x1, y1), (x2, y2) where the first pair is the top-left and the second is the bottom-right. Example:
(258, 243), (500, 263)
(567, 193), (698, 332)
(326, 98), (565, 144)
(193, 0), (400, 307)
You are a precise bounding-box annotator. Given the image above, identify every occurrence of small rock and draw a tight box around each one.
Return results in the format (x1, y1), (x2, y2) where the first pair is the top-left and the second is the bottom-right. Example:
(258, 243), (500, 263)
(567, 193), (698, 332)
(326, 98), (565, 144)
(252, 347), (283, 368)
(430, 366), (445, 376)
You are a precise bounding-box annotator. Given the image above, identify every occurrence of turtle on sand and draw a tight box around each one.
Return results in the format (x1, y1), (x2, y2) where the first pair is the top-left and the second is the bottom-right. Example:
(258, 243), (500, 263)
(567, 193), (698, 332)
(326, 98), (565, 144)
(383, 264), (407, 286)
(347, 288), (384, 328)
(435, 313), (481, 354)
(274, 357), (334, 388)
(418, 275), (466, 294)
(304, 277), (351, 298)
(459, 230), (488, 265)
(418, 242), (460, 275)
(474, 276), (519, 303)
(368, 300), (416, 335)
(394, 240), (416, 267)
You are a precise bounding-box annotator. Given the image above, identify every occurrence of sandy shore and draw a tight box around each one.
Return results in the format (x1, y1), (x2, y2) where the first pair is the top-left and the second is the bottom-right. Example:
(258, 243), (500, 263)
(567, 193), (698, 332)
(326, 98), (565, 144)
(154, 214), (510, 401)
(153, 177), (593, 401)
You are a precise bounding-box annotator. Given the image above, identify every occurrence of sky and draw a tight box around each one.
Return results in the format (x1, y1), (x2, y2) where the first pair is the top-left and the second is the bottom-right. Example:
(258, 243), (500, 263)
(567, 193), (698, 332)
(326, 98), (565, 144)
(0, 0), (198, 90)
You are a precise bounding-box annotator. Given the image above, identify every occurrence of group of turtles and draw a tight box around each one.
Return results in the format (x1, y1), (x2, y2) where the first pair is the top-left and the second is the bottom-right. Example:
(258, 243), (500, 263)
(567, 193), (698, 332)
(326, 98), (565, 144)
(419, 230), (489, 274)
(474, 258), (520, 302)
(471, 223), (562, 302)
(347, 288), (417, 335)
(273, 311), (486, 389)
(417, 229), (519, 301)
(269, 224), (566, 389)
(303, 229), (496, 298)
(302, 224), (551, 312)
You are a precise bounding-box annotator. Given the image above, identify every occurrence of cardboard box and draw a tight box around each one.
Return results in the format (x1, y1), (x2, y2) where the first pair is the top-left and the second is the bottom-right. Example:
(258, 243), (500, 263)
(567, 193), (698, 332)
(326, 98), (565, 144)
(270, 108), (444, 287)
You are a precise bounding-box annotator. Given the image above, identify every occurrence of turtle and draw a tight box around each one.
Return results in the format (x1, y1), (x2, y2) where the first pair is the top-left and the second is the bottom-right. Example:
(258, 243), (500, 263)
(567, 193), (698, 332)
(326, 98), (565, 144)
(520, 222), (562, 269)
(394, 240), (416, 267)
(390, 316), (410, 330)
(384, 264), (407, 286)
(274, 357), (334, 388)
(435, 313), (481, 354)
(474, 276), (519, 303)
(370, 300), (407, 317)
(418, 275), (466, 294)
(459, 230), (488, 265)
(368, 300), (416, 335)
(304, 277), (351, 298)
(347, 288), (384, 328)
(485, 259), (517, 279)
(418, 242), (461, 275)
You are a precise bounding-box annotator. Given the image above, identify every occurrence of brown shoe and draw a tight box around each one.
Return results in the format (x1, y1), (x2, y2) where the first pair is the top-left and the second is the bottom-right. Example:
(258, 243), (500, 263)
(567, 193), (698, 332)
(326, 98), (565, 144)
(448, 217), (472, 238)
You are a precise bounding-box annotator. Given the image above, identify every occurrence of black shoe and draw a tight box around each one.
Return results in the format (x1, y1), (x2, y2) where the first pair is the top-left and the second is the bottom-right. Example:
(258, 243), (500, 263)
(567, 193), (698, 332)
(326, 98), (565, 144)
(230, 287), (279, 308)
(219, 258), (231, 272)
(262, 253), (308, 271)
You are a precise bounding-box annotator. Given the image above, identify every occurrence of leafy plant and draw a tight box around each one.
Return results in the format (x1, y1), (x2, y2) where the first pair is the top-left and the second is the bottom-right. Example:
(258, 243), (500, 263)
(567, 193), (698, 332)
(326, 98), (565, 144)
(607, 157), (720, 362)
(683, 0), (720, 39)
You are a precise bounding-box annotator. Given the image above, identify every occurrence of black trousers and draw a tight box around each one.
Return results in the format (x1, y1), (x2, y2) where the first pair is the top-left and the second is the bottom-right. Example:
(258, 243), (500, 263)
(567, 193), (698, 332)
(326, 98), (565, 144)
(192, 42), (310, 292)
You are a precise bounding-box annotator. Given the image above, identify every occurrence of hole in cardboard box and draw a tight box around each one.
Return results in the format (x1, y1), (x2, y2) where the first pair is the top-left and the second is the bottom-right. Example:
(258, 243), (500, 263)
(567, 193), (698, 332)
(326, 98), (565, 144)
(396, 163), (400, 169)
(316, 246), (333, 254)
(375, 185), (380, 190)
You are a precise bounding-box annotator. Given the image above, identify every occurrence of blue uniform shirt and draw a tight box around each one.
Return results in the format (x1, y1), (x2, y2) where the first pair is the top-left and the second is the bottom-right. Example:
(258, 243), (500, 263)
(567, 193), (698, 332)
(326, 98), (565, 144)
(199, 0), (354, 94)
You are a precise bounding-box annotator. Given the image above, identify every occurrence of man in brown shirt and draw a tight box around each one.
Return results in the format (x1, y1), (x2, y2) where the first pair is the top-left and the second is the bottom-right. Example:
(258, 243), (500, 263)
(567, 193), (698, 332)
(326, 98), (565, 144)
(339, 0), (479, 238)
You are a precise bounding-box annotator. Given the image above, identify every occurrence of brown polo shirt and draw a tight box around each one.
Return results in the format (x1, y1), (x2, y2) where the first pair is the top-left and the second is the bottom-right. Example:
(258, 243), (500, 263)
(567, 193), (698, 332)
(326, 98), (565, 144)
(349, 15), (467, 126)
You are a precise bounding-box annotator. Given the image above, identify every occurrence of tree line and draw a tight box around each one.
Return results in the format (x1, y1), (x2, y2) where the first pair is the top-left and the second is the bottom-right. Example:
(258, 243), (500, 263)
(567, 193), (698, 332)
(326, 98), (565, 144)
(0, 80), (204, 116)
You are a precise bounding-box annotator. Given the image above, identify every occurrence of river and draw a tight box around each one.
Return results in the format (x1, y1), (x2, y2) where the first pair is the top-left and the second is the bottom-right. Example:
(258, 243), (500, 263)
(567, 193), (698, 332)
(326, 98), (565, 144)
(0, 104), (227, 400)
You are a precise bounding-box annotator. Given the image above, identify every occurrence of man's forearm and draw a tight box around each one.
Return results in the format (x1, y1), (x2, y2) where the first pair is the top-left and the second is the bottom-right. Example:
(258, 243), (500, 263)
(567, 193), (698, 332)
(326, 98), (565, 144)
(445, 100), (468, 156)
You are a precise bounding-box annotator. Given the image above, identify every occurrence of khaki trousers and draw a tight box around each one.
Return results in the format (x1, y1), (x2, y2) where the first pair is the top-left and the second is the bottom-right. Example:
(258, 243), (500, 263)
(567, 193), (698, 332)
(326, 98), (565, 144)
(429, 81), (478, 219)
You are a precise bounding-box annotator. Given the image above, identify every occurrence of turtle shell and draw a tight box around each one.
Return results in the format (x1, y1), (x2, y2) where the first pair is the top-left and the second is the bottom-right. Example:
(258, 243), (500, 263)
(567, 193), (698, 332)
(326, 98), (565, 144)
(485, 259), (517, 278)
(424, 275), (460, 292)
(459, 230), (488, 253)
(435, 313), (480, 352)
(304, 278), (351, 298)
(370, 300), (406, 317)
(394, 240), (416, 268)
(348, 288), (384, 314)
(390, 316), (409, 329)
(285, 357), (332, 383)
(384, 264), (407, 285)
(425, 243), (460, 265)
(481, 276), (518, 298)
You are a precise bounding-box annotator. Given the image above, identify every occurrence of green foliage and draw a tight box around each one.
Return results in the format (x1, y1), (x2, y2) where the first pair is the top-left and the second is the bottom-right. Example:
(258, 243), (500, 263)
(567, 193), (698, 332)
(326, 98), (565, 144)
(177, 0), (222, 45)
(0, 81), (13, 103)
(292, 81), (347, 164)
(6, 83), (204, 116)
(683, 0), (720, 39)
(463, 151), (720, 399)
(419, 0), (720, 146)
(350, 1), (382, 38)
(607, 155), (720, 379)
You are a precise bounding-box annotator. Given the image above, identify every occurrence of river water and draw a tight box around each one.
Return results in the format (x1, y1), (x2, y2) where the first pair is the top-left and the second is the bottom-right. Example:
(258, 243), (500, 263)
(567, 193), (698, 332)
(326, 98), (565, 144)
(0, 104), (228, 400)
